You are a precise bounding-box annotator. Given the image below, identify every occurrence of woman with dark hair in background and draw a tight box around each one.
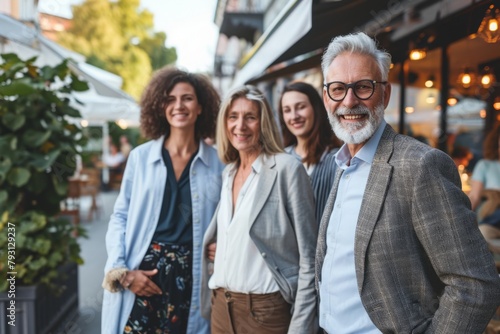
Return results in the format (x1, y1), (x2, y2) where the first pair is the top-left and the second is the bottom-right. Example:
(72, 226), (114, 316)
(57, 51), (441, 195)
(102, 67), (224, 334)
(279, 81), (342, 222)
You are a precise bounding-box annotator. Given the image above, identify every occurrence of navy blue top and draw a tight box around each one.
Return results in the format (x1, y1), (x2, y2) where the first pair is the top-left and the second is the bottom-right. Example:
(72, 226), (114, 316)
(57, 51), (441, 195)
(152, 147), (197, 244)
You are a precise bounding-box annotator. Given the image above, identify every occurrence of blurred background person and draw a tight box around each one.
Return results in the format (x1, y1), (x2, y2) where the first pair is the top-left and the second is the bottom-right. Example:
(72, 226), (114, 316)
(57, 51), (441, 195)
(101, 142), (125, 191)
(102, 67), (224, 334)
(120, 134), (133, 160)
(103, 142), (125, 169)
(469, 124), (500, 251)
(279, 81), (342, 223)
(201, 85), (318, 333)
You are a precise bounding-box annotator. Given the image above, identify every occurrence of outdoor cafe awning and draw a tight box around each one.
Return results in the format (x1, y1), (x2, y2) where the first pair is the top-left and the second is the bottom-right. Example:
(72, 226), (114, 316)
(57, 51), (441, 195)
(235, 0), (492, 85)
(233, 0), (401, 86)
(232, 0), (312, 87)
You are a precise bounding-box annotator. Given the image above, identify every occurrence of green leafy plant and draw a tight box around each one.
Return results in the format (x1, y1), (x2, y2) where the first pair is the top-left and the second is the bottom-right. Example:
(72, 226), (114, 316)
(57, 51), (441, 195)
(0, 53), (89, 291)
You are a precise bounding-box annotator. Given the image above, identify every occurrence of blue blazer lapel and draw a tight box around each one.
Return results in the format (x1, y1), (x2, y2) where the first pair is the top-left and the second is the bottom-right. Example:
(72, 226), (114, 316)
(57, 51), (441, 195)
(355, 125), (395, 288)
(247, 154), (277, 227)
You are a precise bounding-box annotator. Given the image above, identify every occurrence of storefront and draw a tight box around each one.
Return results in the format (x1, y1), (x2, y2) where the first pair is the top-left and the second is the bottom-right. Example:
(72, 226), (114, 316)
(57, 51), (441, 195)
(217, 0), (500, 155)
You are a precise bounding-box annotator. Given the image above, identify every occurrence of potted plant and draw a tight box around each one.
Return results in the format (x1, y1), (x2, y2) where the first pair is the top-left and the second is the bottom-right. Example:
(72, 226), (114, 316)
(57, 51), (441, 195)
(0, 53), (89, 333)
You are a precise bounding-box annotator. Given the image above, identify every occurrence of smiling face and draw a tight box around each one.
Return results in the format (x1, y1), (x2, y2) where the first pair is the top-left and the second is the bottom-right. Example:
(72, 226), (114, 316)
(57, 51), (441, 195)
(164, 82), (201, 131)
(226, 97), (261, 156)
(281, 91), (315, 140)
(323, 52), (391, 151)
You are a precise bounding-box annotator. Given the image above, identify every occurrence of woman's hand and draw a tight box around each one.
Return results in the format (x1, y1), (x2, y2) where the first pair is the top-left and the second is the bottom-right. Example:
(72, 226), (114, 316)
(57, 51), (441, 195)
(206, 242), (217, 261)
(120, 269), (162, 297)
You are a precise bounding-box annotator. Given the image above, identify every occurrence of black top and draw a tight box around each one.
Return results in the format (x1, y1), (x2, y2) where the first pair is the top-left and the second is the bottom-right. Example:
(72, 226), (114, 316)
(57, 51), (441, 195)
(152, 147), (197, 244)
(311, 149), (339, 225)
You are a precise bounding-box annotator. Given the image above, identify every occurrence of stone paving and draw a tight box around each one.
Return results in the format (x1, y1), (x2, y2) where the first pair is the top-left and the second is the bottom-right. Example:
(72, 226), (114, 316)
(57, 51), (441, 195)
(57, 190), (119, 334)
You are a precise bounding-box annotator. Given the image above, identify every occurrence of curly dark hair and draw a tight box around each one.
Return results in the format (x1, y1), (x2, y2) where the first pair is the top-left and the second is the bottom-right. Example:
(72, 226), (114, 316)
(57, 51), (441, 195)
(278, 81), (341, 166)
(483, 124), (500, 160)
(139, 66), (220, 140)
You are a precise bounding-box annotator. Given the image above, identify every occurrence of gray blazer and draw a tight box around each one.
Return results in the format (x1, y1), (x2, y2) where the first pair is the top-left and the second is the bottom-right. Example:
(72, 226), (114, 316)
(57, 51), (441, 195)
(316, 125), (500, 333)
(201, 153), (318, 333)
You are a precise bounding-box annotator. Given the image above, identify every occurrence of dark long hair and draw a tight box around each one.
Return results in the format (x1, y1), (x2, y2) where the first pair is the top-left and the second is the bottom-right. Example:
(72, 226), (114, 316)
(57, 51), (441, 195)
(483, 124), (500, 160)
(278, 81), (341, 166)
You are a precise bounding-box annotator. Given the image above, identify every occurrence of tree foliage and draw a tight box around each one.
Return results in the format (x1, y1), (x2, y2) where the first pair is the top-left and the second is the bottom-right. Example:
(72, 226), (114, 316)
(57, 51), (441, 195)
(57, 0), (177, 100)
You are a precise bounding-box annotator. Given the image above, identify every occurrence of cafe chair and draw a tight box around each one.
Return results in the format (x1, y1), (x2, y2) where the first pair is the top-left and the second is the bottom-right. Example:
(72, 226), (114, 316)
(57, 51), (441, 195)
(59, 178), (81, 225)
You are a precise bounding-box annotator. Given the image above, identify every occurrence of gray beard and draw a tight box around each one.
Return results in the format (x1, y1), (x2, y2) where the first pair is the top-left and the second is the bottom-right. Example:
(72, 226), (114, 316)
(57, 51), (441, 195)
(328, 104), (385, 144)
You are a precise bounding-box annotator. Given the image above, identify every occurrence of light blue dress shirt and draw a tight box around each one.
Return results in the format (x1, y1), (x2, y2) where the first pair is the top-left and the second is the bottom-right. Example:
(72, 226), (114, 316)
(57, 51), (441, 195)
(319, 121), (386, 334)
(471, 159), (500, 189)
(102, 136), (224, 334)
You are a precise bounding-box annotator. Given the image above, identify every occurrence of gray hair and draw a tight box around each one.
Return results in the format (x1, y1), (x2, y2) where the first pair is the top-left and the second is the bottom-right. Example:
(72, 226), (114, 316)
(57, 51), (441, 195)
(321, 32), (392, 82)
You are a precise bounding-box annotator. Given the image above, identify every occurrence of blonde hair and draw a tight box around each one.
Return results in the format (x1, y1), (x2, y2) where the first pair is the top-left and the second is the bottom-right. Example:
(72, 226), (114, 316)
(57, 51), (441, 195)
(216, 85), (283, 164)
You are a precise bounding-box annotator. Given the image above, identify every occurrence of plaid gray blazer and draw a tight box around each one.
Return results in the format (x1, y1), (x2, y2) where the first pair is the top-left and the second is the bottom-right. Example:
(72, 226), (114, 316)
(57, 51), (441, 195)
(315, 124), (500, 333)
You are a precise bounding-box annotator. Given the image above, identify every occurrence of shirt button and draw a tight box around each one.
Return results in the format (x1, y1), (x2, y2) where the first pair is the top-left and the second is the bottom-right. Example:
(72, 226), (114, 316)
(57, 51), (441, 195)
(261, 252), (267, 258)
(193, 193), (198, 199)
(192, 171), (196, 175)
(345, 174), (350, 179)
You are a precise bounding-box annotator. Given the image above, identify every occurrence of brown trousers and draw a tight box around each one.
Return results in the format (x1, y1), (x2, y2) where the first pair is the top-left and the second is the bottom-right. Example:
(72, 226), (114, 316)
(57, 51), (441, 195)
(211, 288), (292, 334)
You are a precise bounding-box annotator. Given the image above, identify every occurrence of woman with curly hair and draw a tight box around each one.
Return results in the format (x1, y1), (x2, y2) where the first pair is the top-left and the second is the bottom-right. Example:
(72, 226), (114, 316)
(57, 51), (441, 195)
(278, 81), (342, 223)
(469, 124), (500, 250)
(102, 67), (224, 334)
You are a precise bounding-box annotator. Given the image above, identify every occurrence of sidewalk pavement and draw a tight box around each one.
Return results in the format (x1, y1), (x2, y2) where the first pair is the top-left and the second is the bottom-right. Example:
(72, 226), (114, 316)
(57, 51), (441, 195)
(58, 190), (119, 334)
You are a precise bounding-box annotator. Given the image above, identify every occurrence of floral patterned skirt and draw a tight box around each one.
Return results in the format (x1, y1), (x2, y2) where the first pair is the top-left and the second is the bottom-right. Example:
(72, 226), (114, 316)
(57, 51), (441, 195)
(123, 241), (193, 334)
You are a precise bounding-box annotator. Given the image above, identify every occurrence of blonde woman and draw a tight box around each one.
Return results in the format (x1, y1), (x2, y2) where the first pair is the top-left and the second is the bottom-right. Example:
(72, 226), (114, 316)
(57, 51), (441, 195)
(201, 85), (318, 333)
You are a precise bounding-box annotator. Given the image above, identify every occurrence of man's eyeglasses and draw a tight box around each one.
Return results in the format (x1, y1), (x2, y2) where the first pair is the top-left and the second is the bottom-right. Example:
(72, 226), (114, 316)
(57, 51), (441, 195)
(324, 80), (387, 102)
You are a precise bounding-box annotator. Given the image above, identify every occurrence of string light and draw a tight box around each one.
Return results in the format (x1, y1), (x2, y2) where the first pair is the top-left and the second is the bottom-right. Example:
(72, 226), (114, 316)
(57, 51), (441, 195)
(477, 4), (500, 43)
(409, 49), (427, 60)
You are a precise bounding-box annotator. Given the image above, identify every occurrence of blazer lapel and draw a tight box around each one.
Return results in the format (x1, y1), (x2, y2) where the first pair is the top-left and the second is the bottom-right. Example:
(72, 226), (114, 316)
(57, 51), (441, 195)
(247, 154), (277, 227)
(355, 125), (395, 288)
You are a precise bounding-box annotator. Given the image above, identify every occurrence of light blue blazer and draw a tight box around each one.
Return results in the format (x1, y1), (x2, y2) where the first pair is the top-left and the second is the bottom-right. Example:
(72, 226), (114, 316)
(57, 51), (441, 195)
(102, 137), (224, 334)
(201, 153), (319, 333)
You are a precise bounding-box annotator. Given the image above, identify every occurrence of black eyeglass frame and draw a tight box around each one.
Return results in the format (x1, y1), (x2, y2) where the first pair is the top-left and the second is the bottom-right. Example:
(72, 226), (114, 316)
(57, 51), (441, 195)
(323, 80), (388, 102)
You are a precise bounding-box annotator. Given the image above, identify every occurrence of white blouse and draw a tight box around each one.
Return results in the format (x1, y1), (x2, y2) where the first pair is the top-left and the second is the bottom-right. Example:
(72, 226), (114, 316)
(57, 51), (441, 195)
(208, 154), (279, 293)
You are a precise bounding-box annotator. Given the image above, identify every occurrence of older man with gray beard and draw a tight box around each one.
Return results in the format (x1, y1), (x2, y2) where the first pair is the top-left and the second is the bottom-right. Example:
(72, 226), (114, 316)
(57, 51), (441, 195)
(316, 32), (500, 334)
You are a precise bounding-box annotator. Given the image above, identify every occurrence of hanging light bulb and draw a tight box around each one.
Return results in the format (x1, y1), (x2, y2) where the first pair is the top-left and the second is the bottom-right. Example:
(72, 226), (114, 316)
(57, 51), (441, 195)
(477, 3), (500, 43)
(426, 93), (436, 104)
(448, 97), (458, 106)
(480, 66), (496, 88)
(424, 75), (435, 88)
(458, 68), (475, 88)
(494, 96), (500, 110)
(489, 17), (499, 31)
(409, 49), (427, 60)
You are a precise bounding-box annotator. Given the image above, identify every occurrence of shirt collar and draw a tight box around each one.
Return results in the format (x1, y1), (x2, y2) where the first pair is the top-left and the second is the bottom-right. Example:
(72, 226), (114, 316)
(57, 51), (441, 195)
(251, 153), (264, 174)
(228, 153), (264, 177)
(335, 119), (387, 167)
(149, 136), (210, 166)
